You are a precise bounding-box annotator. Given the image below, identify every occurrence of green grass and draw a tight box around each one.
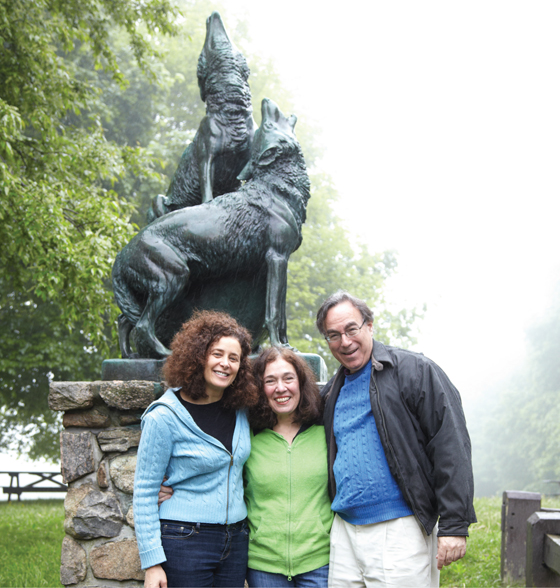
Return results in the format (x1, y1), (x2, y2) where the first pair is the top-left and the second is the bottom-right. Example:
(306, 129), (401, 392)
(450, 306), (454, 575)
(440, 496), (560, 588)
(0, 496), (558, 587)
(0, 499), (64, 588)
(440, 496), (502, 587)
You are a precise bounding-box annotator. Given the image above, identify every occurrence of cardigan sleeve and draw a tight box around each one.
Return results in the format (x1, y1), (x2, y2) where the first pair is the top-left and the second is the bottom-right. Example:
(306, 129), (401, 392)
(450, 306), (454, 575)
(133, 409), (174, 569)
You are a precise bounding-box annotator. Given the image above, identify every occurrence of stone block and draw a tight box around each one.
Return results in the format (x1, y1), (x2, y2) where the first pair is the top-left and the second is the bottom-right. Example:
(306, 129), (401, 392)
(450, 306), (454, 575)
(97, 462), (109, 489)
(96, 381), (158, 410)
(64, 484), (123, 539)
(102, 358), (166, 382)
(60, 536), (87, 585)
(49, 382), (95, 412)
(61, 431), (98, 483)
(126, 505), (135, 528)
(98, 428), (141, 453)
(90, 539), (145, 582)
(110, 454), (137, 494)
(63, 408), (111, 429)
(119, 413), (142, 426)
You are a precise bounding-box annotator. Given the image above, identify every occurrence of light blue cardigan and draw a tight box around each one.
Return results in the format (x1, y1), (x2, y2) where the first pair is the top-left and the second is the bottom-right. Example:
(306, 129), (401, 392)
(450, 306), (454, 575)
(133, 388), (251, 569)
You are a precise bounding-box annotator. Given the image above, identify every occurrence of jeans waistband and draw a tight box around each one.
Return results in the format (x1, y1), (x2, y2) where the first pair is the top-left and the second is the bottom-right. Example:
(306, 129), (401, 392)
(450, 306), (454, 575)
(160, 518), (247, 530)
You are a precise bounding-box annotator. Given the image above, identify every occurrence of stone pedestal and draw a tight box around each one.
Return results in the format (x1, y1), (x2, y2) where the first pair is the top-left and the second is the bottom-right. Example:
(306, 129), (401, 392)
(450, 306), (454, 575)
(49, 378), (164, 587)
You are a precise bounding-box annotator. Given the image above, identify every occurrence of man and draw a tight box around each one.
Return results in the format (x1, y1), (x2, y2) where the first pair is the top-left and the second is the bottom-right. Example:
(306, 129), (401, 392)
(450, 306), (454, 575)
(316, 290), (476, 587)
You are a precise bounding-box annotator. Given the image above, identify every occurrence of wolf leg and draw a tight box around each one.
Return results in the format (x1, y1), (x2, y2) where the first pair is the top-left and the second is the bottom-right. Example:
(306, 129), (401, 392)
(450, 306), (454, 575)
(198, 116), (220, 203)
(133, 243), (191, 358)
(118, 314), (135, 359)
(265, 250), (292, 348)
(135, 268), (189, 358)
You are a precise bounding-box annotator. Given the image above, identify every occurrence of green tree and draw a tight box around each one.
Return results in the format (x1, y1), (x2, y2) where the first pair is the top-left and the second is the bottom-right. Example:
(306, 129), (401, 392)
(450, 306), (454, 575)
(0, 0), (179, 459)
(0, 0), (179, 348)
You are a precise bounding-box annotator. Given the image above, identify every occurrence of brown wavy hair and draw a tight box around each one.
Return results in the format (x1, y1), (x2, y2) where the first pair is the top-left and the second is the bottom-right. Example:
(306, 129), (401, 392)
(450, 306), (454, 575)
(249, 347), (323, 429)
(163, 310), (258, 410)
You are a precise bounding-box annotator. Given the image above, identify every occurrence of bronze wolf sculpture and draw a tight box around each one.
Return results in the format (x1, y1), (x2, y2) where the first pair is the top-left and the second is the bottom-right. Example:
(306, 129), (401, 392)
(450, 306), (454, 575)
(148, 12), (257, 221)
(113, 99), (310, 358)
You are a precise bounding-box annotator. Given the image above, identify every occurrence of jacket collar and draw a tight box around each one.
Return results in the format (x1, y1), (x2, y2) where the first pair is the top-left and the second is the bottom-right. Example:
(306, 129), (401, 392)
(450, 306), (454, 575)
(372, 339), (395, 368)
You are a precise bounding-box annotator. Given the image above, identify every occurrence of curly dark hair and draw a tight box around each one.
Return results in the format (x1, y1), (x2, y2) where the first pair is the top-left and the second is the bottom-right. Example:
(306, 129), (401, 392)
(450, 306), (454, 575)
(249, 347), (323, 430)
(163, 310), (258, 410)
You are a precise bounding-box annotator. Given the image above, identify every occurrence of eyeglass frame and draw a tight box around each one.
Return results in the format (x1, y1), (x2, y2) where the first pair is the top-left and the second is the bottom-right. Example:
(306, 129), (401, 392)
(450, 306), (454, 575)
(324, 318), (368, 344)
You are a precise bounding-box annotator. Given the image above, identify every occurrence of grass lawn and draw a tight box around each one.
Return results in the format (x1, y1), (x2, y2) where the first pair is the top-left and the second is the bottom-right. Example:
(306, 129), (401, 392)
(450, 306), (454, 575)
(440, 496), (502, 587)
(0, 499), (64, 588)
(0, 495), (558, 587)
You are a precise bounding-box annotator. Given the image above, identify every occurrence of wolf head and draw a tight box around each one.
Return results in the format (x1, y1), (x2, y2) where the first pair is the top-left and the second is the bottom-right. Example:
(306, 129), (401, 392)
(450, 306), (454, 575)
(238, 99), (301, 181)
(197, 12), (251, 102)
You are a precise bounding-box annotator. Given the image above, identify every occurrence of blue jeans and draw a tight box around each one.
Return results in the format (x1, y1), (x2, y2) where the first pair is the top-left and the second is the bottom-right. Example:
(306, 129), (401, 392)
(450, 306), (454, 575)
(160, 519), (249, 587)
(247, 565), (329, 588)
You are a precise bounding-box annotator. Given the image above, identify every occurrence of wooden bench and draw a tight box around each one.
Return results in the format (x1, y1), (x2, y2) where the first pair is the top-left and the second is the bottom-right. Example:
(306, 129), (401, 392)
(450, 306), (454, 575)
(0, 471), (67, 502)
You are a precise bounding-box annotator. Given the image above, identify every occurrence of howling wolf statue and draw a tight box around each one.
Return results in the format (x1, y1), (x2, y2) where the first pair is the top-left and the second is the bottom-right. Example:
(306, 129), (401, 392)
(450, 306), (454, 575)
(113, 99), (310, 359)
(148, 12), (257, 221)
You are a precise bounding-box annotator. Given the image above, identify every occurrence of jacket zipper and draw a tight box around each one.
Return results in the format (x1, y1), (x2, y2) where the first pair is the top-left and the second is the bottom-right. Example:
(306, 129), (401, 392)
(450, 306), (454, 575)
(225, 453), (233, 525)
(287, 443), (293, 581)
(371, 372), (423, 528)
(225, 433), (242, 525)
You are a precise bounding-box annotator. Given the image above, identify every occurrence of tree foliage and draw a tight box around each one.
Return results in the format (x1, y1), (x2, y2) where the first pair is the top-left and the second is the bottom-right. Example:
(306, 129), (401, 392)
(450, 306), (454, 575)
(0, 0), (179, 459)
(0, 0), (421, 460)
(0, 0), (179, 348)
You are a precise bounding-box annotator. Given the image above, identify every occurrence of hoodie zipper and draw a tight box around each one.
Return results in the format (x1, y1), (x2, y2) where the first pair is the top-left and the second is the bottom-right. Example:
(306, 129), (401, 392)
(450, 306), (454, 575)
(225, 434), (241, 525)
(287, 442), (293, 581)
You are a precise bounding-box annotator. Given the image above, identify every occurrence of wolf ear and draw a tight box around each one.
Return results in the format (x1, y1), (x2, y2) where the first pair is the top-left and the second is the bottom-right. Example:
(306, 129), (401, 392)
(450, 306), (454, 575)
(257, 146), (279, 167)
(288, 115), (297, 130)
(197, 54), (208, 102)
(237, 160), (253, 181)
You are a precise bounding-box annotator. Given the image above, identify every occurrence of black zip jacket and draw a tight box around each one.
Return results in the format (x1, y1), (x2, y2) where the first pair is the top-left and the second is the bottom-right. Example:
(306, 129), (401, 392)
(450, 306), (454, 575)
(321, 339), (477, 536)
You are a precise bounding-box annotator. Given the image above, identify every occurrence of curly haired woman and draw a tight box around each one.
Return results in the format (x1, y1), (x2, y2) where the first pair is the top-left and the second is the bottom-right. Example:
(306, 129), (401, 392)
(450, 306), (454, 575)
(133, 311), (259, 588)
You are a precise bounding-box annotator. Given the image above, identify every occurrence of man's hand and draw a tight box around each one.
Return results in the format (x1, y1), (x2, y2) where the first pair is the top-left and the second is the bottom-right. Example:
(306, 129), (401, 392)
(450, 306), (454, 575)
(158, 484), (173, 507)
(436, 536), (467, 570)
(144, 564), (167, 588)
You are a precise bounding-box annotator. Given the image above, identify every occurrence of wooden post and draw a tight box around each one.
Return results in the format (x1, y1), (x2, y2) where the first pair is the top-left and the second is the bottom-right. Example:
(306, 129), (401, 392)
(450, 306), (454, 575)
(501, 490), (541, 583)
(527, 511), (560, 587)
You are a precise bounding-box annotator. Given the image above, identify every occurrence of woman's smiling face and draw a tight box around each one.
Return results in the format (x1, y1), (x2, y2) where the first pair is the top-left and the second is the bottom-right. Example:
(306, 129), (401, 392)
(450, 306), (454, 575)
(262, 358), (301, 420)
(203, 336), (242, 395)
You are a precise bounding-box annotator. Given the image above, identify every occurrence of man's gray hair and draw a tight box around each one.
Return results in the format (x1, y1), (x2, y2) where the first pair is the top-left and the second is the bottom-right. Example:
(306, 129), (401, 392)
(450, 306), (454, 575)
(315, 290), (374, 336)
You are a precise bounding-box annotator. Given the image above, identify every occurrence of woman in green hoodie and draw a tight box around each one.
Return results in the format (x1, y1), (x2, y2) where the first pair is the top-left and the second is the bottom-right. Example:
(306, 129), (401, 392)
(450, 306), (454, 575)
(245, 347), (333, 588)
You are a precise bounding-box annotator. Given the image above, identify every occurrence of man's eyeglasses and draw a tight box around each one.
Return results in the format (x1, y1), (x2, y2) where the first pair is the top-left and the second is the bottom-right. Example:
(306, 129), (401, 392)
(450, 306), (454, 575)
(324, 319), (367, 343)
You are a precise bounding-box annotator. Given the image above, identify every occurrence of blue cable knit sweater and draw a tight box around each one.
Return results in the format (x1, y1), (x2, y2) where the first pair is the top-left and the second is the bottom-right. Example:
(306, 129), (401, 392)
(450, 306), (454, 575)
(133, 389), (251, 569)
(331, 360), (413, 525)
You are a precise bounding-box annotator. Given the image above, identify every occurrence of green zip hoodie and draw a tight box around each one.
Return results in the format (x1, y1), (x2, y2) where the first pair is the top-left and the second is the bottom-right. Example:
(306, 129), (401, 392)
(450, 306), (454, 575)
(244, 424), (333, 577)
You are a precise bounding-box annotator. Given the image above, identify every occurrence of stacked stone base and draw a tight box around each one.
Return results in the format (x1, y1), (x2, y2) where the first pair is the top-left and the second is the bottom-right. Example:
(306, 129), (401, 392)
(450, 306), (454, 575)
(49, 379), (164, 587)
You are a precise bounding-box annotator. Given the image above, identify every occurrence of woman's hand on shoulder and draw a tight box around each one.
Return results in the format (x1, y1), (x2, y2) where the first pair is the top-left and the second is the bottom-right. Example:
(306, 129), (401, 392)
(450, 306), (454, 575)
(145, 564), (167, 588)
